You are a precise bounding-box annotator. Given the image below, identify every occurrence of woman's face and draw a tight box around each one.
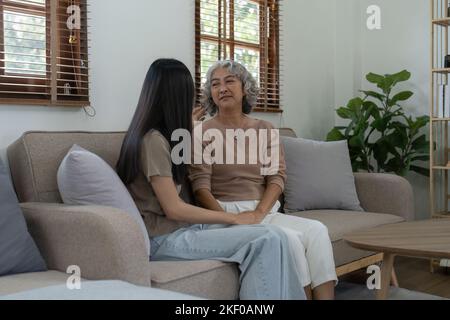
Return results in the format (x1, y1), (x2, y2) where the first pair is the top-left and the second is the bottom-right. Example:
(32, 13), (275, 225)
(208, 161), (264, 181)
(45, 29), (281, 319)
(210, 67), (244, 112)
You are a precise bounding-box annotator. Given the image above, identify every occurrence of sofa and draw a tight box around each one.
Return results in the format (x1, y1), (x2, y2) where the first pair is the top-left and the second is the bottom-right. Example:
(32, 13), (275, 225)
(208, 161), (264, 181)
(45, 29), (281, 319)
(1, 130), (414, 299)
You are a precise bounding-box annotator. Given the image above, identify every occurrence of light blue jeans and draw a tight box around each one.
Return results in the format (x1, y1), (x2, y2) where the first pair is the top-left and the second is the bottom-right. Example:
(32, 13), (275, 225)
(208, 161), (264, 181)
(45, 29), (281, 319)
(150, 223), (306, 300)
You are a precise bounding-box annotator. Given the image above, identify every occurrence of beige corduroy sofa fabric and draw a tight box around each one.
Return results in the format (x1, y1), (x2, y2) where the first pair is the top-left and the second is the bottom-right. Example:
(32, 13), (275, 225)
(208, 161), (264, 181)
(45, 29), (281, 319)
(3, 130), (414, 298)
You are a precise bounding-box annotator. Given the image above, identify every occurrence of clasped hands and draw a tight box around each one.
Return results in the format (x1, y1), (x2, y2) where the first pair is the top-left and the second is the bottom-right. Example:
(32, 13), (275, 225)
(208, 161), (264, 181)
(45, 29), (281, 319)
(233, 209), (267, 225)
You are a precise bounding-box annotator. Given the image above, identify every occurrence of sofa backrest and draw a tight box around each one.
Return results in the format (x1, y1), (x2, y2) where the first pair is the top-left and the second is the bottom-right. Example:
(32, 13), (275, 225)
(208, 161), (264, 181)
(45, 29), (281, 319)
(8, 131), (126, 203)
(278, 128), (296, 138)
(7, 128), (298, 204)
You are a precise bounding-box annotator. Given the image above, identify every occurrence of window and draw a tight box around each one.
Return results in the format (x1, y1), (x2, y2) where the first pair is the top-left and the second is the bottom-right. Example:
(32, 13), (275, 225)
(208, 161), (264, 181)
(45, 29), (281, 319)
(0, 0), (89, 106)
(195, 0), (281, 112)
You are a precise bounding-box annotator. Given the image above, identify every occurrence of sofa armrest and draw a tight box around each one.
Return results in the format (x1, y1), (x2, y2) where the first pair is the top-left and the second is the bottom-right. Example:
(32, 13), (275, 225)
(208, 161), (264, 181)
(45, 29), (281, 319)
(20, 202), (152, 287)
(353, 173), (414, 221)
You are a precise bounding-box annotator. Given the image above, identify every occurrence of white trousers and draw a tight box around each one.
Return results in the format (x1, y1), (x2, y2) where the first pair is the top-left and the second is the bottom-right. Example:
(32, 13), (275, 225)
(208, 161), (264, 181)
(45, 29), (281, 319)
(218, 200), (338, 289)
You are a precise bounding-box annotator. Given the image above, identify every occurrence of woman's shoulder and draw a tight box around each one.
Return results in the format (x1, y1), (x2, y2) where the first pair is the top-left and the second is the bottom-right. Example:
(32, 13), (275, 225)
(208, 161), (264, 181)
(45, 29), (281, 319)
(244, 116), (276, 129)
(201, 116), (220, 129)
(142, 129), (170, 150)
(201, 115), (276, 130)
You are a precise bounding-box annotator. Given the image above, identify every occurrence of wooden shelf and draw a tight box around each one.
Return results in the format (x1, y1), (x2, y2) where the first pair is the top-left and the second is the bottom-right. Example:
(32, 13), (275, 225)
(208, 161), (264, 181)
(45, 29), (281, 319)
(430, 1), (450, 222)
(432, 68), (450, 74)
(253, 107), (283, 114)
(432, 17), (450, 26)
(430, 258), (450, 272)
(432, 212), (450, 218)
(431, 258), (443, 273)
(432, 165), (450, 170)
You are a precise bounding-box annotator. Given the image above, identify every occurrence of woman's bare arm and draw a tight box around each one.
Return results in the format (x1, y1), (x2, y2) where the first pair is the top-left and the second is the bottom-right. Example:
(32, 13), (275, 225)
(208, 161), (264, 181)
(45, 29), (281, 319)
(194, 184), (279, 220)
(194, 188), (224, 211)
(151, 176), (261, 225)
(255, 183), (283, 215)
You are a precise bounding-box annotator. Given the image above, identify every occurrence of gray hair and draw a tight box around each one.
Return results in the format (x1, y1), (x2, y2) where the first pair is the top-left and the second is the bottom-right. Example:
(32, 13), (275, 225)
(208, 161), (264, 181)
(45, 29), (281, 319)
(201, 60), (259, 115)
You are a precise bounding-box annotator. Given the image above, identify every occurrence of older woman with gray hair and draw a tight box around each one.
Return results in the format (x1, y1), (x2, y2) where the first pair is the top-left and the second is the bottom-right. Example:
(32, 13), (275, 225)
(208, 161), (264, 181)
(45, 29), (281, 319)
(189, 60), (338, 300)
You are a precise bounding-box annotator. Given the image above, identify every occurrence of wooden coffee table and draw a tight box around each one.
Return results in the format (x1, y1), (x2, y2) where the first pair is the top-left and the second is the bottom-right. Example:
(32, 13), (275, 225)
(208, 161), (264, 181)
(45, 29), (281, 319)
(343, 218), (450, 299)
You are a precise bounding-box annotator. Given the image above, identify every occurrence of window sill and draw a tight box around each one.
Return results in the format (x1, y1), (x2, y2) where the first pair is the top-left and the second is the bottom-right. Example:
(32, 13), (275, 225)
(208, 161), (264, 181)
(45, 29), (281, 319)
(0, 98), (90, 108)
(253, 107), (283, 114)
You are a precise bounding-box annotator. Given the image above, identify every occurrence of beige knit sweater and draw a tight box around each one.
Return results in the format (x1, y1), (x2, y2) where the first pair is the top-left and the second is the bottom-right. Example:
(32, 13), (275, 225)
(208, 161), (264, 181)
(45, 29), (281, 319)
(188, 115), (287, 201)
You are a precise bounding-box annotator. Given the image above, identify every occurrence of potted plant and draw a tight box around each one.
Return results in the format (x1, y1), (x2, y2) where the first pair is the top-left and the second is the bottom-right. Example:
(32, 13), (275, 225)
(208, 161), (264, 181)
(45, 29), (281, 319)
(327, 70), (430, 177)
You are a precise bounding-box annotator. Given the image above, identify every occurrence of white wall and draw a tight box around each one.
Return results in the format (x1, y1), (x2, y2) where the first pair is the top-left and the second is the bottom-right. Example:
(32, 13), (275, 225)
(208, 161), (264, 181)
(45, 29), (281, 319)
(0, 0), (336, 163)
(0, 0), (195, 165)
(280, 0), (337, 139)
(335, 0), (363, 113)
(88, 0), (196, 131)
(335, 0), (430, 219)
(0, 0), (196, 167)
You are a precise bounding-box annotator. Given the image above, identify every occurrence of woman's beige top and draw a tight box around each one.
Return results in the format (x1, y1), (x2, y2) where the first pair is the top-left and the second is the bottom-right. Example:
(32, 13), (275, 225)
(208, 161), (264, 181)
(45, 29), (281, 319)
(189, 116), (287, 201)
(128, 130), (189, 237)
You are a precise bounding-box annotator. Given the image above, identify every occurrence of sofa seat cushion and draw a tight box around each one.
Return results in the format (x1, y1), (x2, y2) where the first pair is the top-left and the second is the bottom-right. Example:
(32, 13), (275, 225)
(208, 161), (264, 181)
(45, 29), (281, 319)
(150, 260), (239, 300)
(286, 210), (405, 241)
(0, 270), (70, 295)
(285, 210), (405, 267)
(1, 280), (203, 300)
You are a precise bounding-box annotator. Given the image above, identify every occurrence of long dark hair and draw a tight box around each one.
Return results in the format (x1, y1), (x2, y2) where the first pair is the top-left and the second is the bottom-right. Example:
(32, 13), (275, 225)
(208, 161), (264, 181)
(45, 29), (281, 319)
(116, 59), (194, 185)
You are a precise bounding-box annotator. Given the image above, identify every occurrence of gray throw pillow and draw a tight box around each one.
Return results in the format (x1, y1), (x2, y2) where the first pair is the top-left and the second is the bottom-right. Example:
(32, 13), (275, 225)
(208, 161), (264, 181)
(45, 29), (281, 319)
(282, 137), (363, 212)
(57, 145), (151, 256)
(0, 158), (47, 276)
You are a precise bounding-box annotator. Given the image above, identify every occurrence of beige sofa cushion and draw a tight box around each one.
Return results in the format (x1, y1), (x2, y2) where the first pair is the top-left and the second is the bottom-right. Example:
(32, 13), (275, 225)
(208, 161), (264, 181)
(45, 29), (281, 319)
(151, 211), (405, 297)
(150, 260), (239, 299)
(0, 262), (239, 299)
(286, 210), (405, 266)
(0, 270), (70, 295)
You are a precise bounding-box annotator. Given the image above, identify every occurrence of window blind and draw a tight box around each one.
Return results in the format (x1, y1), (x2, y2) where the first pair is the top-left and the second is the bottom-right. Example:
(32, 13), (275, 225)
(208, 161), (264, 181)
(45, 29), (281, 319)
(0, 0), (89, 106)
(195, 0), (281, 112)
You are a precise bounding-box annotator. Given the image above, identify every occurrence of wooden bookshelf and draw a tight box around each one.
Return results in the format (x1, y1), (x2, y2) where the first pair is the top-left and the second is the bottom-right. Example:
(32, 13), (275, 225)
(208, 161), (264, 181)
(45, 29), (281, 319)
(430, 0), (450, 273)
(433, 212), (450, 218)
(431, 0), (450, 217)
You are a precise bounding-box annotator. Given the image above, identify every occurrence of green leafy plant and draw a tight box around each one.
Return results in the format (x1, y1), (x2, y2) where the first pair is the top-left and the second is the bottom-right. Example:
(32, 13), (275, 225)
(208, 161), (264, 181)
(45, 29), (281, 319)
(327, 70), (430, 177)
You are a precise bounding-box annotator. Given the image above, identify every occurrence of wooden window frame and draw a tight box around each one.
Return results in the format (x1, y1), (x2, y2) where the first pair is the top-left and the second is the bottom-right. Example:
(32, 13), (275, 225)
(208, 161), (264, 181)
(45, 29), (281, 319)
(0, 0), (49, 101)
(0, 0), (89, 107)
(195, 0), (282, 113)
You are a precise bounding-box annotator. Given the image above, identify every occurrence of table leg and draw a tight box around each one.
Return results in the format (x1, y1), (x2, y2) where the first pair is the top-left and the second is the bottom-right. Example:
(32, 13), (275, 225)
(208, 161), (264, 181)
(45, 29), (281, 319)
(376, 253), (395, 300)
(391, 268), (399, 287)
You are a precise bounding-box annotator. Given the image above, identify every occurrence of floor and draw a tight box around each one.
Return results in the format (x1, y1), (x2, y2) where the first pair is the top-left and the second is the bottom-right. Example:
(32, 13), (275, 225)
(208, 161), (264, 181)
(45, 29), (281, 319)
(339, 256), (450, 299)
